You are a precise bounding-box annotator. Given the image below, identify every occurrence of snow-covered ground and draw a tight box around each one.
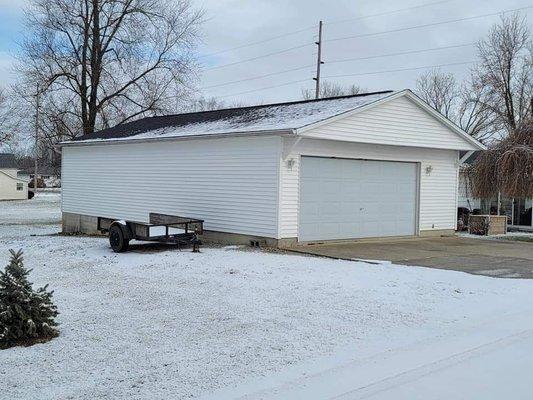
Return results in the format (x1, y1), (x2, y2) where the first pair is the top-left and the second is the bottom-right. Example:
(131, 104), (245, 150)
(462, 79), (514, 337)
(458, 231), (533, 241)
(1, 196), (533, 399)
(0, 191), (61, 225)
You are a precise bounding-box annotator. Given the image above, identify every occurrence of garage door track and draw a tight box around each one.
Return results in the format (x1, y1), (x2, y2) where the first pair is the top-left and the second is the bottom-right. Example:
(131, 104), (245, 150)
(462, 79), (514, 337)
(289, 236), (533, 279)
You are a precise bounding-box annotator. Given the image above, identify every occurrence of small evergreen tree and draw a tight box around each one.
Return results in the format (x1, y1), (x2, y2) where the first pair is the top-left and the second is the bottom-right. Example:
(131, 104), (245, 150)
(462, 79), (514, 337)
(0, 249), (58, 349)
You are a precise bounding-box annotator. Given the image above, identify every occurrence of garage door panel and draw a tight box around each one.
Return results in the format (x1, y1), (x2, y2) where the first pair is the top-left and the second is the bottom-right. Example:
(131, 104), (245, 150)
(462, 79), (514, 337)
(299, 157), (418, 241)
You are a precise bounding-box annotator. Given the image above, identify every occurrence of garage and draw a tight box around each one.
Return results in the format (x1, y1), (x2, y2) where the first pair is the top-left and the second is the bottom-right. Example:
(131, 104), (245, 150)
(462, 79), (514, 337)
(61, 89), (485, 246)
(299, 157), (418, 241)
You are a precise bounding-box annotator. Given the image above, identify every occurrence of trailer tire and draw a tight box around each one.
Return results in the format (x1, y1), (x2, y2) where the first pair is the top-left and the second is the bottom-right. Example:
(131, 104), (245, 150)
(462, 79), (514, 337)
(109, 224), (130, 253)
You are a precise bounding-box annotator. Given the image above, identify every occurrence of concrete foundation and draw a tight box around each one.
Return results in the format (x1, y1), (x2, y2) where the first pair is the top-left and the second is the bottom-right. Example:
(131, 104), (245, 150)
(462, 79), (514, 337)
(62, 212), (99, 234)
(62, 212), (457, 247)
(419, 229), (456, 237)
(200, 230), (290, 248)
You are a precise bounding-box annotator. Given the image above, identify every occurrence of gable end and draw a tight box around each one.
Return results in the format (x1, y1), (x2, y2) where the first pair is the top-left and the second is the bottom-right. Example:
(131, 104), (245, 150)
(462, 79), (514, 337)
(297, 91), (483, 151)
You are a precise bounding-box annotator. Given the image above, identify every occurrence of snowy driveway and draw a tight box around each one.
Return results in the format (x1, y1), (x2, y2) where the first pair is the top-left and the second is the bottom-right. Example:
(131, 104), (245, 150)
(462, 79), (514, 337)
(1, 195), (533, 399)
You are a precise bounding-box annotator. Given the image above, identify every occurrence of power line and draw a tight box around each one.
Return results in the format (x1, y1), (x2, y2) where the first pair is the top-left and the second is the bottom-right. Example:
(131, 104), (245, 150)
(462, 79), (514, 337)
(215, 61), (474, 99)
(203, 43), (313, 71)
(199, 26), (316, 59)
(202, 42), (473, 90)
(202, 64), (314, 89)
(325, 0), (453, 25)
(327, 43), (475, 64)
(199, 0), (457, 61)
(325, 6), (533, 43)
(323, 60), (474, 79)
(216, 78), (312, 98)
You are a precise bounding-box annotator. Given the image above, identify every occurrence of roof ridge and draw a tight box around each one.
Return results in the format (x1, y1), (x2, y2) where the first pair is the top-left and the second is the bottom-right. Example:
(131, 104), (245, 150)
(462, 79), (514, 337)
(160, 90), (395, 119)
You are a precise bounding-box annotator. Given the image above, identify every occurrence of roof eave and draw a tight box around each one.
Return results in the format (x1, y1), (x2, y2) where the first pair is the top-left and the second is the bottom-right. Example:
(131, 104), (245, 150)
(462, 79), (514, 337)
(59, 128), (296, 147)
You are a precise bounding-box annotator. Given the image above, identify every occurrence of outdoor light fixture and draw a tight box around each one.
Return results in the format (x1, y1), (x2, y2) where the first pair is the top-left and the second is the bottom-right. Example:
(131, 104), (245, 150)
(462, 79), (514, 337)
(287, 158), (296, 170)
(425, 165), (433, 175)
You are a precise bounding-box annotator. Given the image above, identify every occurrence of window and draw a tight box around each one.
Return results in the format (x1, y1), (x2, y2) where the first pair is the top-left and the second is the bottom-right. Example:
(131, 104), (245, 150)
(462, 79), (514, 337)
(16, 183), (23, 191)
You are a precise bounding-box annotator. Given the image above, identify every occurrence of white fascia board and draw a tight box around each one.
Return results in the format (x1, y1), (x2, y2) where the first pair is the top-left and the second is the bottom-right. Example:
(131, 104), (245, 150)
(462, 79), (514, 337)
(59, 129), (296, 147)
(459, 150), (476, 165)
(295, 89), (487, 151)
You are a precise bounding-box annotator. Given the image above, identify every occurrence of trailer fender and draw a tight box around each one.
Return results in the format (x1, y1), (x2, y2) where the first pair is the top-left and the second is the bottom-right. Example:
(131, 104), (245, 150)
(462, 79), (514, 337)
(110, 220), (133, 240)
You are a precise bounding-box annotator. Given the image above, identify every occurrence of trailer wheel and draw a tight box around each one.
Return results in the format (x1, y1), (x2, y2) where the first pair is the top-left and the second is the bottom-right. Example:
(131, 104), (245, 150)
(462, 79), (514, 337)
(109, 224), (130, 253)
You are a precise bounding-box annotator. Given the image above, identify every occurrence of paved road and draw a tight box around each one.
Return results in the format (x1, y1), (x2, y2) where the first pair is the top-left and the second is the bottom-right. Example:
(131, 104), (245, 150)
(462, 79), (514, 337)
(288, 236), (533, 279)
(229, 309), (533, 400)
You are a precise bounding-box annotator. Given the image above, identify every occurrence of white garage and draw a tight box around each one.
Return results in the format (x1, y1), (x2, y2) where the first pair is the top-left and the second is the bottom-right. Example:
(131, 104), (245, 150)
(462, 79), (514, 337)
(61, 89), (485, 246)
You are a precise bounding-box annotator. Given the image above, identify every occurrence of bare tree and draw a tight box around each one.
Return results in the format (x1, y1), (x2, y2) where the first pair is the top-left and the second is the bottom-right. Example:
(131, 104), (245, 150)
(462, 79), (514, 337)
(416, 69), (496, 141)
(472, 13), (532, 134)
(185, 96), (245, 112)
(301, 81), (363, 100)
(0, 88), (26, 148)
(0, 89), (11, 146)
(416, 70), (458, 119)
(416, 14), (531, 141)
(19, 0), (203, 139)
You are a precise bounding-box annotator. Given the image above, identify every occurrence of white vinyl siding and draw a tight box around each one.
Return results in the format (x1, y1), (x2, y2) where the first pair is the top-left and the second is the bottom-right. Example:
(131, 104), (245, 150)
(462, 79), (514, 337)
(279, 138), (459, 239)
(300, 96), (478, 151)
(62, 136), (282, 238)
(0, 170), (27, 201)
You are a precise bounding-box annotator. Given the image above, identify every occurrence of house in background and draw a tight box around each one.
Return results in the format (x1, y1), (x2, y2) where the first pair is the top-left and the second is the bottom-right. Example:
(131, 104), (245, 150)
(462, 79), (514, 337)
(458, 151), (533, 230)
(0, 153), (28, 201)
(18, 166), (61, 188)
(60, 90), (485, 245)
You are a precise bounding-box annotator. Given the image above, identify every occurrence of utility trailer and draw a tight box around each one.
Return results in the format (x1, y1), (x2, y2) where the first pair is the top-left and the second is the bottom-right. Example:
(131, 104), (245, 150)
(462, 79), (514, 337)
(97, 213), (204, 253)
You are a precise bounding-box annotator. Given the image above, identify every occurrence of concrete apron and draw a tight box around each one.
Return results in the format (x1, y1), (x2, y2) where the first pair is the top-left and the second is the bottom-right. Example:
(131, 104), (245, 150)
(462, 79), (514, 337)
(284, 236), (533, 279)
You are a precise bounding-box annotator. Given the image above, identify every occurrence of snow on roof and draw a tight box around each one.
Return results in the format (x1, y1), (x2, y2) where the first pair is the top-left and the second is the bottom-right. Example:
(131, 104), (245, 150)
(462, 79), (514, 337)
(67, 91), (394, 144)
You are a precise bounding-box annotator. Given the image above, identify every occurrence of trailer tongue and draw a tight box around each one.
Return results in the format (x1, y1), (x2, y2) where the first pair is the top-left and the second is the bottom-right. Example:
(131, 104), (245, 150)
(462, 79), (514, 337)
(97, 213), (204, 253)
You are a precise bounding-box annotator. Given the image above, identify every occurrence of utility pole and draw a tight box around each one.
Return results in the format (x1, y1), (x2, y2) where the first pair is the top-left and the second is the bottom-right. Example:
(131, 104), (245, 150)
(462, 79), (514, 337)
(313, 20), (324, 99)
(34, 84), (40, 194)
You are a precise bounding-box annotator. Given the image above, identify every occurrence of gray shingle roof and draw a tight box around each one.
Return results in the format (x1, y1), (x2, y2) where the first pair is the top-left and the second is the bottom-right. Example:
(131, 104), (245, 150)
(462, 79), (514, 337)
(69, 91), (394, 143)
(0, 153), (17, 169)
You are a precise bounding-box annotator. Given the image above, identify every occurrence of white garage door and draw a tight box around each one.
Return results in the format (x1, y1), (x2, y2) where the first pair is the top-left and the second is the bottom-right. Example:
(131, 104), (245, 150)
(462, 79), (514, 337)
(299, 157), (418, 241)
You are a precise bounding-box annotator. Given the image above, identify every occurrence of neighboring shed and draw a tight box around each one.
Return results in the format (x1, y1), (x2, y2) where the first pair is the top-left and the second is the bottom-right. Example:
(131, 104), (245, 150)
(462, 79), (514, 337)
(0, 153), (28, 201)
(60, 89), (485, 246)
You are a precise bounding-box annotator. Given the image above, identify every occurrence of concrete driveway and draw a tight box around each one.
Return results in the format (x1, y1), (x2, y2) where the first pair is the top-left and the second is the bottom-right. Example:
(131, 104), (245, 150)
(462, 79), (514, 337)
(289, 236), (533, 279)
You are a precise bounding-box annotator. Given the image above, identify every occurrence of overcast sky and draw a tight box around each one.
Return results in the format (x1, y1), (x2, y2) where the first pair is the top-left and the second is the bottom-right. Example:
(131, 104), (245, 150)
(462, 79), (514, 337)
(0, 0), (531, 105)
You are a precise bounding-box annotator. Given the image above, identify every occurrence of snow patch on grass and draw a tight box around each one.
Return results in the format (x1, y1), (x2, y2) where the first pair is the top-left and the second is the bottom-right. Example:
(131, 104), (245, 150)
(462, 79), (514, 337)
(0, 192), (61, 225)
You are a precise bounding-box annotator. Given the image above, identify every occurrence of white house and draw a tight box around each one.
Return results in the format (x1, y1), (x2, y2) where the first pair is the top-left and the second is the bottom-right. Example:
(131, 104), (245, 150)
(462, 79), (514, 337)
(0, 153), (28, 201)
(60, 90), (485, 246)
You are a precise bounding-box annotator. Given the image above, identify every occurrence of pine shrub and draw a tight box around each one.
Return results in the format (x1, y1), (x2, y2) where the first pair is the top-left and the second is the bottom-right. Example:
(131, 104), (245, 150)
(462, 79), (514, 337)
(0, 249), (59, 349)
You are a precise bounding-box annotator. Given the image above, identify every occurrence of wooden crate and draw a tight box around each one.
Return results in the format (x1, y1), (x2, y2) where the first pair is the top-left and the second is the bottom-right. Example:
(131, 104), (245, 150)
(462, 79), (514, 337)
(469, 215), (507, 235)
